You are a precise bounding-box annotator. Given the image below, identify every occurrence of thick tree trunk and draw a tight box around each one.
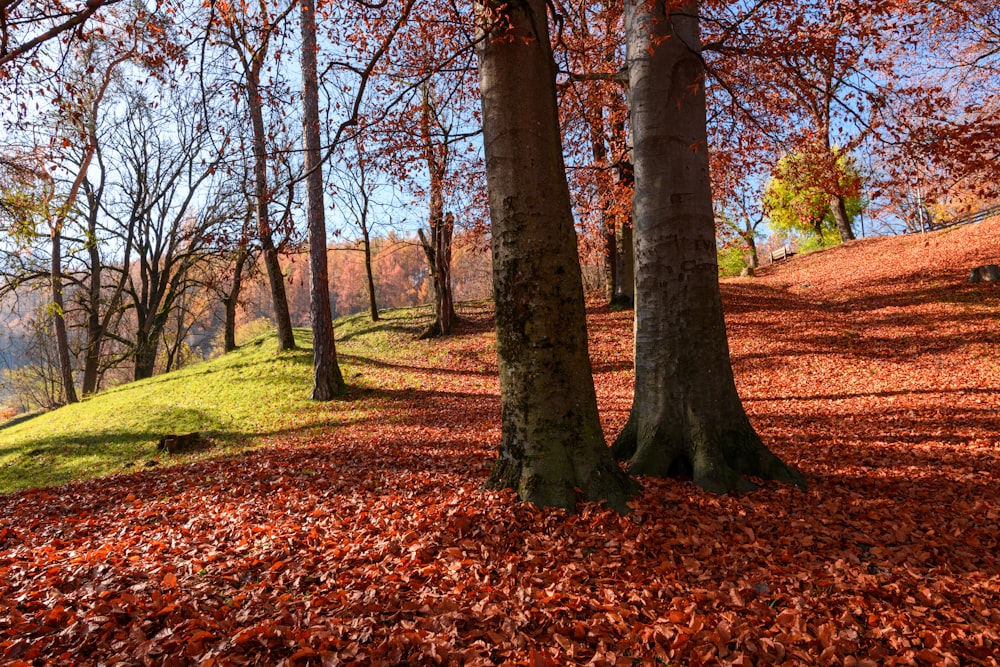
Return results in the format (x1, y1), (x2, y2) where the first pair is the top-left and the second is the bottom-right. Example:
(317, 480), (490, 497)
(133, 329), (159, 381)
(248, 76), (296, 352)
(613, 0), (804, 493)
(301, 0), (345, 400)
(476, 0), (636, 513)
(830, 193), (856, 242)
(50, 227), (78, 404)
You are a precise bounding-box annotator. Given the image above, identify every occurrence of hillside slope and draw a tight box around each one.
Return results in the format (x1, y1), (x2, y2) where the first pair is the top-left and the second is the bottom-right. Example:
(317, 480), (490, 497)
(757, 216), (1000, 296)
(0, 303), (496, 494)
(0, 224), (998, 664)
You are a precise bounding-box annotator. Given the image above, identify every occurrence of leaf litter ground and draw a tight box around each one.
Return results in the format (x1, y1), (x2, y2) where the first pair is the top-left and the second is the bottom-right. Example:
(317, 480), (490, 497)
(2, 220), (999, 665)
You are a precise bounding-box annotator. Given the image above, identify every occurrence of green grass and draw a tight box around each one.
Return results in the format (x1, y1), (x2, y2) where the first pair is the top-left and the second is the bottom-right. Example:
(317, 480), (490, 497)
(0, 305), (437, 494)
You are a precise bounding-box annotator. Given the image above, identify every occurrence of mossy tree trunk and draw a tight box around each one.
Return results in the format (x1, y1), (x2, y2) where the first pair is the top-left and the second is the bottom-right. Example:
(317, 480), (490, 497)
(476, 0), (636, 513)
(613, 0), (805, 493)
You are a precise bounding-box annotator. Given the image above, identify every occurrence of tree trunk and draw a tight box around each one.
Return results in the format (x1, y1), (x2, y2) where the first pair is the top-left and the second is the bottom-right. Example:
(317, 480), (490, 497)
(301, 0), (345, 400)
(418, 87), (457, 338)
(603, 217), (618, 304)
(223, 248), (248, 353)
(612, 121), (634, 309)
(585, 102), (618, 305)
(133, 329), (159, 381)
(744, 227), (759, 269)
(50, 226), (78, 404)
(614, 214), (634, 307)
(435, 211), (454, 333)
(417, 214), (457, 339)
(82, 203), (102, 396)
(612, 0), (804, 493)
(248, 75), (297, 352)
(613, 78), (635, 309)
(361, 224), (379, 322)
(813, 216), (824, 244)
(476, 0), (636, 513)
(830, 193), (856, 242)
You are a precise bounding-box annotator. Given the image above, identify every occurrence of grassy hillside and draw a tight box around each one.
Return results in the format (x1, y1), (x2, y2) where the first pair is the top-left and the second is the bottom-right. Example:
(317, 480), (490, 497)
(0, 303), (477, 494)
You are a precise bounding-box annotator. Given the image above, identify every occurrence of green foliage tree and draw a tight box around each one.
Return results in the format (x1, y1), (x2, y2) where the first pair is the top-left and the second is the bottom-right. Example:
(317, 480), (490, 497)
(763, 147), (866, 248)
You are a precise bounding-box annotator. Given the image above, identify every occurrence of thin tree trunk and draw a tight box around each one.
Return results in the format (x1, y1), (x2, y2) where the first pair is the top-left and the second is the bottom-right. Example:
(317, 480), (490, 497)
(82, 151), (132, 395)
(301, 0), (344, 400)
(813, 216), (825, 244)
(612, 0), (804, 493)
(50, 226), (78, 404)
(418, 87), (456, 338)
(361, 224), (379, 322)
(223, 248), (248, 352)
(435, 211), (454, 333)
(603, 217), (617, 303)
(476, 0), (636, 513)
(585, 102), (618, 304)
(82, 204), (102, 395)
(248, 77), (296, 352)
(745, 234), (758, 269)
(612, 110), (634, 308)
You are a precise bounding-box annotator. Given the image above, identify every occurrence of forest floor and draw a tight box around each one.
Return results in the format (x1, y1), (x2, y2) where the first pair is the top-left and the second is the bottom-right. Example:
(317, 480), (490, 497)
(1, 219), (999, 665)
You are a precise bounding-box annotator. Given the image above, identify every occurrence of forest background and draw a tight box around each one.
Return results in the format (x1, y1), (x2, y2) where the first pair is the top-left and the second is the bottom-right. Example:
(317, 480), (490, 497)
(0, 0), (997, 413)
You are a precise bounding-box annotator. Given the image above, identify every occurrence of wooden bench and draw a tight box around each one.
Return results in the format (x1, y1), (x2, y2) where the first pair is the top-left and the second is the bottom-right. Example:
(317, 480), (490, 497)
(770, 246), (794, 264)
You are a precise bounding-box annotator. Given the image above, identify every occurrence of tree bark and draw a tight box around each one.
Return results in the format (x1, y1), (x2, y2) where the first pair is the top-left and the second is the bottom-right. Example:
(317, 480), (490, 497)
(612, 116), (634, 309)
(614, 219), (634, 306)
(585, 102), (618, 305)
(612, 0), (804, 493)
(476, 0), (636, 513)
(435, 212), (454, 334)
(830, 193), (856, 242)
(50, 225), (78, 404)
(82, 177), (104, 395)
(361, 222), (379, 322)
(745, 235), (758, 269)
(418, 86), (457, 338)
(301, 0), (345, 400)
(248, 73), (297, 352)
(222, 247), (248, 353)
(222, 5), (298, 352)
(417, 212), (456, 339)
(133, 330), (158, 380)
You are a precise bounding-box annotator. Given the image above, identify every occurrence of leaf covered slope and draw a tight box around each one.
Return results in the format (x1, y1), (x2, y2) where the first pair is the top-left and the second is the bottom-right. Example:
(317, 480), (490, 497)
(2, 222), (1000, 664)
